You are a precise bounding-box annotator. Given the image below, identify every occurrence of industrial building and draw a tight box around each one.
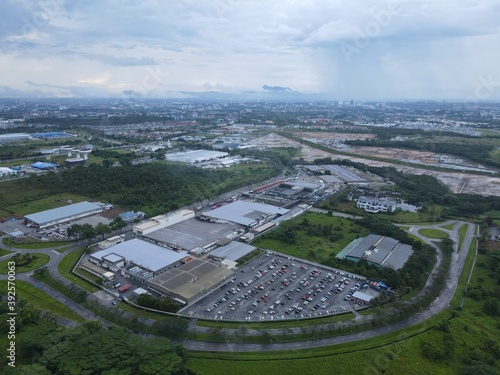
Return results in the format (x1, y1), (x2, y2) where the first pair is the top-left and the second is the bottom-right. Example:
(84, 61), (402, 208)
(0, 167), (17, 178)
(24, 201), (105, 229)
(202, 200), (290, 227)
(357, 196), (397, 213)
(209, 241), (257, 262)
(0, 133), (32, 143)
(338, 234), (413, 270)
(89, 238), (188, 282)
(147, 258), (234, 305)
(165, 149), (229, 164)
(143, 217), (243, 253)
(30, 162), (59, 170)
(119, 211), (145, 222)
(133, 210), (195, 236)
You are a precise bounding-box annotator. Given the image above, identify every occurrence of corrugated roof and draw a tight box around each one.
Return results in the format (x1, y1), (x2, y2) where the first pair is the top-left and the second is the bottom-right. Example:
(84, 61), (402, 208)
(346, 234), (413, 270)
(90, 238), (187, 272)
(25, 201), (102, 226)
(210, 241), (256, 261)
(206, 200), (289, 226)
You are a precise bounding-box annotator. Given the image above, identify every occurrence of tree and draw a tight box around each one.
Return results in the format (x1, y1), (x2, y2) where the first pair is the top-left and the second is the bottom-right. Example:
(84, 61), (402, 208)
(95, 222), (111, 239)
(152, 318), (188, 338)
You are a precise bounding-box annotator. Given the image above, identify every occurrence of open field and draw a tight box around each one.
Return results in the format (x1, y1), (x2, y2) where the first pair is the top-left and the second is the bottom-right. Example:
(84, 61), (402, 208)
(253, 212), (368, 263)
(0, 182), (91, 217)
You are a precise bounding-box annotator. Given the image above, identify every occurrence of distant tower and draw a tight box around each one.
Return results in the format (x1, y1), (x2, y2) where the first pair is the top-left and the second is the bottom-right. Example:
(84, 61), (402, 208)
(167, 139), (172, 148)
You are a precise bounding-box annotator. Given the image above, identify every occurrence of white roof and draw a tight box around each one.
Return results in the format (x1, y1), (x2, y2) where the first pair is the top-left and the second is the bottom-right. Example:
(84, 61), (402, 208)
(206, 200), (289, 226)
(91, 238), (187, 272)
(25, 201), (102, 226)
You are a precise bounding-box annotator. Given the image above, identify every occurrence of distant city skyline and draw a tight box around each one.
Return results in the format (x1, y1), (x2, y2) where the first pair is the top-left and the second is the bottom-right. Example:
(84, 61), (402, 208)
(1, 0), (499, 101)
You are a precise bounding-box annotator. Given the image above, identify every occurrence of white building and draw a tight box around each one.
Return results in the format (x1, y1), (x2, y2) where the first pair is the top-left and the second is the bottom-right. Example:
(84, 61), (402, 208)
(0, 167), (17, 178)
(357, 196), (396, 213)
(133, 209), (195, 236)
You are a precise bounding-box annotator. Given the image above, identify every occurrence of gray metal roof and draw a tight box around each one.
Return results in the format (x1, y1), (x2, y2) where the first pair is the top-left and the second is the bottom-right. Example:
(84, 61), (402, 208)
(209, 241), (256, 261)
(25, 201), (102, 226)
(346, 234), (413, 270)
(206, 200), (289, 226)
(324, 165), (367, 182)
(90, 238), (188, 272)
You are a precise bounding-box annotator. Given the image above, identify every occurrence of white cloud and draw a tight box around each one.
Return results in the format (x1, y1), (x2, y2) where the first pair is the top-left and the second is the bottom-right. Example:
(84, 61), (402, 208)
(0, 0), (499, 99)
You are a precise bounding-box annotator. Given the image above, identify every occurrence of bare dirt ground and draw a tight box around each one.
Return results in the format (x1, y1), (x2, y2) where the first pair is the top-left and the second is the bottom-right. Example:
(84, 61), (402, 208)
(295, 132), (377, 141)
(248, 133), (300, 148)
(248, 133), (500, 196)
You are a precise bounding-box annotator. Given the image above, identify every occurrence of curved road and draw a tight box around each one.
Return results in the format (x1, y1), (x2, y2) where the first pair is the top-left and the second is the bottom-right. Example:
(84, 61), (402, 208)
(0, 220), (476, 352)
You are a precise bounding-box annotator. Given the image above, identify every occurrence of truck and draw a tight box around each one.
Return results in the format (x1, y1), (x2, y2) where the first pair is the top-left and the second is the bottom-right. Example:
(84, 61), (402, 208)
(118, 284), (132, 293)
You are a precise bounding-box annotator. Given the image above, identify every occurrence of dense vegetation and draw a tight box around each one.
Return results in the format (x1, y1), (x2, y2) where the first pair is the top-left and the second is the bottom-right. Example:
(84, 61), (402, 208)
(137, 293), (180, 313)
(4, 321), (191, 375)
(15, 162), (280, 216)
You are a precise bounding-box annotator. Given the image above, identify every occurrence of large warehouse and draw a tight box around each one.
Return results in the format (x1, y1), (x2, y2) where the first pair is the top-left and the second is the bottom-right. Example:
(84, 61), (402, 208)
(339, 234), (413, 270)
(24, 201), (105, 229)
(203, 200), (290, 227)
(89, 238), (188, 281)
(165, 149), (229, 164)
(147, 258), (234, 305)
(143, 217), (242, 252)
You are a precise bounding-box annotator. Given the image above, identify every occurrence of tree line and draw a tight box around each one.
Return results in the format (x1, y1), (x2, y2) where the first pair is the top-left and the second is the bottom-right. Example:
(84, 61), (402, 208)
(7, 321), (192, 375)
(16, 161), (279, 216)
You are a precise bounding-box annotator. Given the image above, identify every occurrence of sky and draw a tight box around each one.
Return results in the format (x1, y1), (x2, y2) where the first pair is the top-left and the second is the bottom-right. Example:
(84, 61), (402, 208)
(0, 0), (499, 101)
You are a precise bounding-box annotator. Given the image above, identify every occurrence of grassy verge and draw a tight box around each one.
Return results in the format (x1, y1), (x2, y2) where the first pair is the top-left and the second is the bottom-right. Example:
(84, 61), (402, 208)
(0, 280), (86, 323)
(450, 233), (477, 307)
(0, 253), (50, 273)
(0, 248), (12, 257)
(189, 308), (454, 360)
(58, 247), (99, 292)
(440, 223), (455, 230)
(457, 224), (468, 252)
(417, 228), (448, 239)
(2, 237), (74, 249)
(196, 312), (354, 330)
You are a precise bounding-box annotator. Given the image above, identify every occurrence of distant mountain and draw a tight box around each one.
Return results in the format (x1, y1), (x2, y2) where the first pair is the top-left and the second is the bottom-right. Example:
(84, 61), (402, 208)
(262, 85), (296, 93)
(121, 90), (143, 98)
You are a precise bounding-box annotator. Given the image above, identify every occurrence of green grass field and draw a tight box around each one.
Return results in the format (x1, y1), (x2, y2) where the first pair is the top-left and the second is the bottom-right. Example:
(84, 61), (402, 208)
(253, 213), (368, 263)
(0, 253), (50, 274)
(57, 247), (99, 292)
(0, 183), (91, 216)
(418, 228), (449, 239)
(457, 224), (468, 252)
(0, 248), (12, 257)
(0, 280), (86, 323)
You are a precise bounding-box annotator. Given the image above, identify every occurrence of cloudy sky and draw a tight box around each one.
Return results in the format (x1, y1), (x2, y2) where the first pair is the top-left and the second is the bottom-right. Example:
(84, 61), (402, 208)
(1, 0), (499, 100)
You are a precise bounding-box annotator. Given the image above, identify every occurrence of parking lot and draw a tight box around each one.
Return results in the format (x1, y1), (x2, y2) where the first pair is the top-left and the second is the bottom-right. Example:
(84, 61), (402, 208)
(185, 251), (375, 321)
